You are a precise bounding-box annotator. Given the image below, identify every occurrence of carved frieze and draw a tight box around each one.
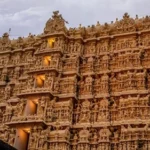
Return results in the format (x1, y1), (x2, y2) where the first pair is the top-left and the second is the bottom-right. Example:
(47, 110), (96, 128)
(1, 11), (150, 150)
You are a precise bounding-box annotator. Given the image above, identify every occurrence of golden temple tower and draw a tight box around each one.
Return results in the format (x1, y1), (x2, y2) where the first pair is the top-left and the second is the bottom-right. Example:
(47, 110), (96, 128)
(0, 11), (150, 150)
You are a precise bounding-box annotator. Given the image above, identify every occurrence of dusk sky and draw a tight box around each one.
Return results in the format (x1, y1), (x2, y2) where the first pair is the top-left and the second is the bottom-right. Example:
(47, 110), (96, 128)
(0, 0), (149, 38)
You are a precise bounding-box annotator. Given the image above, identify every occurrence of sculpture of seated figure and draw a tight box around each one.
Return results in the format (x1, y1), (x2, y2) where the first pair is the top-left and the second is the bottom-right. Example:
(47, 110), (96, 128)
(84, 76), (93, 94)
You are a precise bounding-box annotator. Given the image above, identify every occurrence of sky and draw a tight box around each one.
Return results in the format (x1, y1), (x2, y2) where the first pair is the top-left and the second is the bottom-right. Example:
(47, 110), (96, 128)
(0, 0), (149, 39)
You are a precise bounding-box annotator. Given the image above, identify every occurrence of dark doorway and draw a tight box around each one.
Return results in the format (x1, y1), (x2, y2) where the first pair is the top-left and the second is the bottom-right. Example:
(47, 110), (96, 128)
(0, 140), (17, 150)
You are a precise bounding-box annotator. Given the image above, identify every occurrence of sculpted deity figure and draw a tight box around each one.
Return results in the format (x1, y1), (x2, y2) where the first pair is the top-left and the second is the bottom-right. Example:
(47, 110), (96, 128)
(39, 96), (47, 108)
(92, 131), (98, 143)
(85, 42), (95, 54)
(44, 76), (53, 89)
(3, 126), (9, 142)
(49, 97), (57, 107)
(79, 78), (85, 95)
(17, 101), (25, 116)
(79, 128), (89, 143)
(136, 71), (146, 90)
(37, 103), (44, 116)
(90, 43), (96, 54)
(54, 37), (62, 49)
(85, 75), (93, 94)
(1, 67), (8, 81)
(46, 97), (56, 120)
(102, 55), (109, 69)
(73, 133), (78, 142)
(110, 73), (118, 92)
(127, 71), (135, 90)
(80, 111), (89, 123)
(27, 76), (34, 88)
(92, 99), (99, 122)
(4, 102), (13, 122)
(36, 57), (42, 66)
(99, 128), (111, 141)
(13, 53), (21, 65)
(4, 84), (11, 100)
(0, 125), (8, 141)
(82, 99), (90, 110)
(74, 42), (81, 53)
(41, 40), (47, 50)
(94, 77), (101, 92)
(8, 129), (15, 146)
(13, 66), (20, 80)
(58, 38), (65, 50)
(68, 42), (74, 53)
(74, 104), (80, 123)
(29, 127), (38, 149)
(26, 52), (33, 63)
(38, 130), (47, 149)
(0, 56), (8, 66)
(53, 80), (59, 93)
(79, 100), (90, 123)
(87, 57), (94, 72)
(101, 74), (109, 92)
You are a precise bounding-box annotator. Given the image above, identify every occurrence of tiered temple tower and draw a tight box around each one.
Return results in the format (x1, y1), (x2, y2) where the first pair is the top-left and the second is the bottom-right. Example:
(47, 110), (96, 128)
(1, 11), (150, 150)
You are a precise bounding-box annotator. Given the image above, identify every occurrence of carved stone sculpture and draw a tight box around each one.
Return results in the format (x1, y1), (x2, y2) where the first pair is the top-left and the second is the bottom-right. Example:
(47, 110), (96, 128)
(0, 11), (150, 150)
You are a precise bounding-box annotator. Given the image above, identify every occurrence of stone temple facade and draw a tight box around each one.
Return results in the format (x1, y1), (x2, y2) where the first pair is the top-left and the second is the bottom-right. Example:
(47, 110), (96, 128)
(1, 11), (150, 150)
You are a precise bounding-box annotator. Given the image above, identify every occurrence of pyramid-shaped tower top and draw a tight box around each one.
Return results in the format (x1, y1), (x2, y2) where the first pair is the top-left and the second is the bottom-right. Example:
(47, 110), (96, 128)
(44, 11), (68, 35)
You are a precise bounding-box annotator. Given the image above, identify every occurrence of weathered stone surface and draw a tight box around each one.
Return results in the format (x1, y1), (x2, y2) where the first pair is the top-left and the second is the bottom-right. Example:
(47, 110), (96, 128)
(1, 11), (150, 150)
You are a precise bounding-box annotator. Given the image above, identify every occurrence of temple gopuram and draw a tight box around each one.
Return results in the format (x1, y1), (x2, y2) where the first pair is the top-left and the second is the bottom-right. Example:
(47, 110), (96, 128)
(1, 10), (150, 150)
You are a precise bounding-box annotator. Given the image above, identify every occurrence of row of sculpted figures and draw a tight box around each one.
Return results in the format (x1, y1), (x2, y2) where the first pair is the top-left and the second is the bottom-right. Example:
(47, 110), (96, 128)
(1, 41), (150, 89)
(80, 49), (150, 75)
(1, 124), (149, 150)
(1, 69), (150, 101)
(0, 96), (48, 124)
(1, 34), (150, 68)
(1, 93), (150, 125)
(0, 123), (150, 150)
(0, 53), (149, 87)
(73, 95), (150, 124)
(0, 48), (150, 76)
(67, 34), (150, 55)
(78, 70), (150, 97)
(0, 30), (150, 54)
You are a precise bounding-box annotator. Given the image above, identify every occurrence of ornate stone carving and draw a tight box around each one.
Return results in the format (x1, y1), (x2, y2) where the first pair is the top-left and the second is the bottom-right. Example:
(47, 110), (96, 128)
(79, 128), (89, 142)
(38, 130), (48, 149)
(44, 11), (68, 34)
(4, 84), (12, 100)
(84, 42), (96, 56)
(3, 103), (13, 122)
(1, 11), (150, 150)
(112, 13), (136, 34)
(59, 76), (77, 96)
(25, 33), (35, 47)
(1, 33), (11, 51)
(8, 128), (15, 146)
(85, 25), (97, 38)
(63, 55), (79, 74)
(79, 100), (91, 123)
(96, 40), (109, 54)
(14, 37), (24, 49)
(29, 126), (39, 149)
(80, 57), (94, 75)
